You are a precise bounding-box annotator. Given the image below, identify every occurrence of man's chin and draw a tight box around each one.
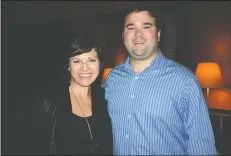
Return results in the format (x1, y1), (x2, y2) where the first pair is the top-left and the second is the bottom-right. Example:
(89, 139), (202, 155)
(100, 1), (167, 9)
(129, 54), (148, 60)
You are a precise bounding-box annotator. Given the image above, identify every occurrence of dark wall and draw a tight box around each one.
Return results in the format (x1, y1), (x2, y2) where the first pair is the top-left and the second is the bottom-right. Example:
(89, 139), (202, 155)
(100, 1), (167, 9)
(3, 1), (230, 154)
(188, 2), (231, 87)
(2, 16), (108, 154)
(2, 20), (69, 153)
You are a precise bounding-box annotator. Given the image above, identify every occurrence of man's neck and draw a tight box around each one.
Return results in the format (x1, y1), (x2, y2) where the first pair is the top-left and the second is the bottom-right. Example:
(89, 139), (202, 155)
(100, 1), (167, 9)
(130, 51), (158, 74)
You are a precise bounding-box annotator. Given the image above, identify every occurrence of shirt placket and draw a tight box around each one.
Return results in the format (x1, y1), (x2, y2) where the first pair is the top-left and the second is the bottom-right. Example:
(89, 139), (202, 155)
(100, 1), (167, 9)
(126, 72), (140, 154)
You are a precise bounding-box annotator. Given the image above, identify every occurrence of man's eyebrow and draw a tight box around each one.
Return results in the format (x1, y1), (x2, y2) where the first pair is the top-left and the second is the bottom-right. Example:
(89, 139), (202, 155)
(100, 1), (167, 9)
(125, 23), (134, 28)
(125, 23), (154, 28)
(143, 23), (153, 26)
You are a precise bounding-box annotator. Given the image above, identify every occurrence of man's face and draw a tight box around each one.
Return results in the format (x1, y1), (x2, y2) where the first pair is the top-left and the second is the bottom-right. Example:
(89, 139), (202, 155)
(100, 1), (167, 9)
(123, 11), (161, 61)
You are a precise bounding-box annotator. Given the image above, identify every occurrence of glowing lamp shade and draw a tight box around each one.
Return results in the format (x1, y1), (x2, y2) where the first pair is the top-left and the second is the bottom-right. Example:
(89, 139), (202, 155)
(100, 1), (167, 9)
(195, 62), (223, 97)
(208, 89), (231, 110)
(101, 68), (113, 83)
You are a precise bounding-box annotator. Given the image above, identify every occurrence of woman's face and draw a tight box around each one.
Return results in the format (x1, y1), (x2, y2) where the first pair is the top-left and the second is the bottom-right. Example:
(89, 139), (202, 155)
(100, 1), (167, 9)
(69, 48), (100, 87)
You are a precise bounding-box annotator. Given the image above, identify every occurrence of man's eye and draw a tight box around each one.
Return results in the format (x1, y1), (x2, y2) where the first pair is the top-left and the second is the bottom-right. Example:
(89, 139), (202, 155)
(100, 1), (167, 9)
(143, 25), (152, 29)
(127, 27), (135, 30)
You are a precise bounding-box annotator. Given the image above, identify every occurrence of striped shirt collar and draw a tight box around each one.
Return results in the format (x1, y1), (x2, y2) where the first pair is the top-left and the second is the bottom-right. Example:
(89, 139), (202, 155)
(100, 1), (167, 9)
(120, 49), (167, 71)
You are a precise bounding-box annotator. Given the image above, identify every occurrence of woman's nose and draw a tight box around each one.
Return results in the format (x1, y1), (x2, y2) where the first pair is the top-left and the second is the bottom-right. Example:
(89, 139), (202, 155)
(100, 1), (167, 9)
(81, 62), (89, 71)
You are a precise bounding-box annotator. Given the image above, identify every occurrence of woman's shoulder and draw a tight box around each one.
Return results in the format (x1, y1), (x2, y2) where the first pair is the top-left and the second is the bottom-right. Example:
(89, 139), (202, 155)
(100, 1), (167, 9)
(32, 85), (66, 113)
(32, 93), (55, 114)
(91, 85), (105, 98)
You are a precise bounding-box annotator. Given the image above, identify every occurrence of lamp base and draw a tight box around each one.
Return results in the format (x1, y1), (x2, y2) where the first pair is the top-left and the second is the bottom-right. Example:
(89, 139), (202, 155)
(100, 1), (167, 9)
(206, 88), (210, 99)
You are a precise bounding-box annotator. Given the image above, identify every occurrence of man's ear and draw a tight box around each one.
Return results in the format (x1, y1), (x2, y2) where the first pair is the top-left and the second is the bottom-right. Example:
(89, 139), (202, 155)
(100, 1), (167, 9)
(122, 32), (124, 39)
(158, 29), (161, 42)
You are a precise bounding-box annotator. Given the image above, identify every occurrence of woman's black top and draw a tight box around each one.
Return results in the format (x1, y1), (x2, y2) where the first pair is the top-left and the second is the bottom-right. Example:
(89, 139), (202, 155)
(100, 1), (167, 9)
(29, 84), (113, 155)
(55, 113), (94, 155)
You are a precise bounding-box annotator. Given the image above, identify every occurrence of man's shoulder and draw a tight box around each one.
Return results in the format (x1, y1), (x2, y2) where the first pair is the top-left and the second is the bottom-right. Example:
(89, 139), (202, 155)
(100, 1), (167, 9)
(167, 58), (194, 75)
(107, 63), (125, 77)
(102, 63), (126, 88)
(113, 63), (125, 71)
(163, 58), (198, 83)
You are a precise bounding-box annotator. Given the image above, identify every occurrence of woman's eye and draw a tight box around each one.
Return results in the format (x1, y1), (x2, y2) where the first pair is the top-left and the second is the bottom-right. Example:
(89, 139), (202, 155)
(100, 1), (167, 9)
(89, 59), (96, 62)
(73, 60), (80, 63)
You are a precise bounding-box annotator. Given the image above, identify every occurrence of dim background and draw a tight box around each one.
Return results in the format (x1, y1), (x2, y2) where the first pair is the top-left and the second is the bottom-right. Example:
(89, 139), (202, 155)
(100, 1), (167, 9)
(2, 1), (231, 154)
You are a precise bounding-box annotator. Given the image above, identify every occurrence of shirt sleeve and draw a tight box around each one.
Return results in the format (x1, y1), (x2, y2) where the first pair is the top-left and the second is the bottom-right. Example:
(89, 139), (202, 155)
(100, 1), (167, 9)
(101, 79), (106, 89)
(181, 74), (217, 155)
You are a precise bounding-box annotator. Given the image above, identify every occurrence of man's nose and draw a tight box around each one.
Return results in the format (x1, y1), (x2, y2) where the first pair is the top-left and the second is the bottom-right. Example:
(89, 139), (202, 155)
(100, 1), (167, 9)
(134, 28), (143, 37)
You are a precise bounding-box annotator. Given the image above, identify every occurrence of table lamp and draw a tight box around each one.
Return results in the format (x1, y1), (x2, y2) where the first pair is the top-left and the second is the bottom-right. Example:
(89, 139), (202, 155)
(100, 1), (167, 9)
(195, 62), (223, 98)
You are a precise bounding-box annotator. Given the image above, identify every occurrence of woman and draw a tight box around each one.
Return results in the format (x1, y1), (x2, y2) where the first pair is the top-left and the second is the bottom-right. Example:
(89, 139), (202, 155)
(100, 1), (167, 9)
(29, 37), (113, 155)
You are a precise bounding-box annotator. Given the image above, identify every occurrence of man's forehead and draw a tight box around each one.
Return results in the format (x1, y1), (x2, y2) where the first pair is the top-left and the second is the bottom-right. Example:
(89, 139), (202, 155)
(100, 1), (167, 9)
(124, 11), (155, 25)
(125, 11), (154, 19)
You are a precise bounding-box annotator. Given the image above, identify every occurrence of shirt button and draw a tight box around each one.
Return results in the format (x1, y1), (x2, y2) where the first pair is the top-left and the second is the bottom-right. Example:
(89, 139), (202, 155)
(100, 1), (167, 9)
(135, 76), (139, 80)
(127, 114), (131, 118)
(125, 134), (129, 138)
(131, 94), (134, 98)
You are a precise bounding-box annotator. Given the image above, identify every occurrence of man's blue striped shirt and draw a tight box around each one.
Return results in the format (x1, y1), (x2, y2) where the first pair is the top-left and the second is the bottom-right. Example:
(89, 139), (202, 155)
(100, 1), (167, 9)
(102, 51), (217, 155)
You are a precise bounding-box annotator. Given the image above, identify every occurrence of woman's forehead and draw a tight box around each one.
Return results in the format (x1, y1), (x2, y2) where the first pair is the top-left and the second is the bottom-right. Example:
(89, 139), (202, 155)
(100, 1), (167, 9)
(70, 50), (98, 59)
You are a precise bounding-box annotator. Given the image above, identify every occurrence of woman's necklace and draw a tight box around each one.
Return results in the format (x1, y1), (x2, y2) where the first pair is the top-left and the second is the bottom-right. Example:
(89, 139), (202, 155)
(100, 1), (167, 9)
(69, 86), (94, 155)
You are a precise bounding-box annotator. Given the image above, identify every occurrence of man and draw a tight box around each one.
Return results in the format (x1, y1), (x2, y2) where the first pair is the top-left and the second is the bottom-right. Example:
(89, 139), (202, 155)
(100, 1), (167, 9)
(102, 6), (217, 155)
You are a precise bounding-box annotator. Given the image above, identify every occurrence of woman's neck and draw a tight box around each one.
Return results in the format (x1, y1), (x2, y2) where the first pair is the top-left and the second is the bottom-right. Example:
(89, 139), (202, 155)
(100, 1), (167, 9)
(69, 81), (90, 98)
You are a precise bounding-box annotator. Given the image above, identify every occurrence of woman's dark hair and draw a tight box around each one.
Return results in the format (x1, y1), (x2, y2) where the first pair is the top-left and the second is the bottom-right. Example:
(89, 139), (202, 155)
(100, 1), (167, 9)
(68, 37), (102, 62)
(61, 36), (104, 85)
